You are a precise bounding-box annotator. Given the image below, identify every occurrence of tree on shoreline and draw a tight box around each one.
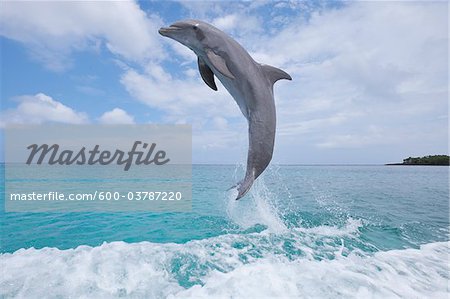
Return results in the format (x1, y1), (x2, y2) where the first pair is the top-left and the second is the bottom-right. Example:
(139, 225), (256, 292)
(402, 155), (449, 165)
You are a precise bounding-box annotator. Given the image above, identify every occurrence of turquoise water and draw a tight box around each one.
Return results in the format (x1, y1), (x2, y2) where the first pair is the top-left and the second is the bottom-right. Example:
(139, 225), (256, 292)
(1, 165), (449, 298)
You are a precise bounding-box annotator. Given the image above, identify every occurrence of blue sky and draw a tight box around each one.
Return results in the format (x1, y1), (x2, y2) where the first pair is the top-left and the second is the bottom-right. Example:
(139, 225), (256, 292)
(1, 1), (448, 164)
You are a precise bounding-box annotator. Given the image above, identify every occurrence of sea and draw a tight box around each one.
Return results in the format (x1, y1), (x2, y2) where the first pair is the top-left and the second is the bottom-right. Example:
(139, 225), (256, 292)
(0, 164), (449, 298)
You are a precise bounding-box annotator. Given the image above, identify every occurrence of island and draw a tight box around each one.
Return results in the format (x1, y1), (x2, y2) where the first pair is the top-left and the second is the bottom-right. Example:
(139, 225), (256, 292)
(386, 155), (449, 166)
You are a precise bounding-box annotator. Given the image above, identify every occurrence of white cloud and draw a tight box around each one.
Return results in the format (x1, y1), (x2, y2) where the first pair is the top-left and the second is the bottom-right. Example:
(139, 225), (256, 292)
(278, 112), (360, 137)
(0, 1), (164, 71)
(120, 63), (241, 124)
(317, 126), (385, 149)
(249, 2), (447, 156)
(98, 108), (135, 124)
(212, 14), (239, 31)
(1, 93), (88, 126)
(212, 116), (228, 130)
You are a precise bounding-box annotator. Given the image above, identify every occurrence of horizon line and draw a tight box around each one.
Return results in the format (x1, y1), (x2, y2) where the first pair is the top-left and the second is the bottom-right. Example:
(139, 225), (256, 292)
(1, 163), (448, 168)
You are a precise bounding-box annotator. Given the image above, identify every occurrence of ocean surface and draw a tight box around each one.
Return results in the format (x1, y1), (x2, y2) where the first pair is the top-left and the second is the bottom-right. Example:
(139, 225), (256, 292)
(1, 164), (449, 298)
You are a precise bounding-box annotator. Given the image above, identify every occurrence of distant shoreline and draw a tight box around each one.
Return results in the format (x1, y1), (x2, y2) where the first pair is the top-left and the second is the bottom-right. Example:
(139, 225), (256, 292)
(385, 155), (449, 166)
(385, 163), (449, 166)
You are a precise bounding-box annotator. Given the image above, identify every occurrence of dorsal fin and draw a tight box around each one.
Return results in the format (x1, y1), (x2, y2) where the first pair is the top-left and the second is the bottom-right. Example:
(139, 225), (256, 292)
(260, 64), (292, 84)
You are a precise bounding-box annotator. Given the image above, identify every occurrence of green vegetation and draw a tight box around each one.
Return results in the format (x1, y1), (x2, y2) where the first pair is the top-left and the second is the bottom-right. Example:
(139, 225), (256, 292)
(388, 155), (449, 166)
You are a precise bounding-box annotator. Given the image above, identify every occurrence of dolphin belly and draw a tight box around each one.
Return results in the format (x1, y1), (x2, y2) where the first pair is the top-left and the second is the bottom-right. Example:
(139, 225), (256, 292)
(217, 76), (250, 119)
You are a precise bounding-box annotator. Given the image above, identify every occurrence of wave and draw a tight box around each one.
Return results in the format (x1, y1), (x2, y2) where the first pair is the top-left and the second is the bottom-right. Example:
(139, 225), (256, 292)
(1, 234), (448, 298)
(175, 241), (449, 299)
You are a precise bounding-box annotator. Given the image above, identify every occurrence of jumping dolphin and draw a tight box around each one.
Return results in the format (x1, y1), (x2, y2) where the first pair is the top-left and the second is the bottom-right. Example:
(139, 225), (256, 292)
(159, 20), (291, 200)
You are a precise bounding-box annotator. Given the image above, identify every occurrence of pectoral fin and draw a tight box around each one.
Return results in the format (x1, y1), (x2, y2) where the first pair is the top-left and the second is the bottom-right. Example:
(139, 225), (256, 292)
(206, 50), (235, 79)
(198, 57), (218, 91)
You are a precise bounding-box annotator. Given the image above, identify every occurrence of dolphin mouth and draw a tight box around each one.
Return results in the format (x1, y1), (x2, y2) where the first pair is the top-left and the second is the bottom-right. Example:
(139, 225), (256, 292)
(158, 25), (181, 37)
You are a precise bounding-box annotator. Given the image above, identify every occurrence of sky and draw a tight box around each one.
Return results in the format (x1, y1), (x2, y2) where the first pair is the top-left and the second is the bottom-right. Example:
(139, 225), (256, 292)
(0, 0), (448, 164)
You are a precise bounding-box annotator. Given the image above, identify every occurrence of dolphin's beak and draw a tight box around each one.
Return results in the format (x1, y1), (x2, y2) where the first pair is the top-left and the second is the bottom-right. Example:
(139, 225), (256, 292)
(158, 25), (181, 37)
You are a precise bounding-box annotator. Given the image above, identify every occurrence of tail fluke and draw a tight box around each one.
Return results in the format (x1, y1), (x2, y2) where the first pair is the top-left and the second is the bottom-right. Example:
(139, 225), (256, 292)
(234, 173), (255, 200)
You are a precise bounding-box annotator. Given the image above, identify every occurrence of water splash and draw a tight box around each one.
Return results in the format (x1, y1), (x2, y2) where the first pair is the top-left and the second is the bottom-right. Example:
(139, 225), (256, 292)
(226, 176), (287, 233)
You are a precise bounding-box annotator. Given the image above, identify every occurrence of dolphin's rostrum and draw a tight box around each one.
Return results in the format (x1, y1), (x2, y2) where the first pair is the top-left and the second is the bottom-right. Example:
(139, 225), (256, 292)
(159, 20), (291, 200)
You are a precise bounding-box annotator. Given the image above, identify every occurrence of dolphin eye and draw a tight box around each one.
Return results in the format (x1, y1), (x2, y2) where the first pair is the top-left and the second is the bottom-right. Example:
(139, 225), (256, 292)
(192, 24), (199, 30)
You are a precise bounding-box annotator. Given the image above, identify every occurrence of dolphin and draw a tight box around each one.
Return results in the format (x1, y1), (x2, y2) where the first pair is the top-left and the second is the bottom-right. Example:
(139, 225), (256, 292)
(159, 20), (291, 200)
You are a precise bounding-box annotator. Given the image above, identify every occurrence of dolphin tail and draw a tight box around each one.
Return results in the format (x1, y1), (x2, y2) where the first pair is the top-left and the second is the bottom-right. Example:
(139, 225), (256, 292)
(227, 172), (255, 200)
(231, 113), (275, 200)
(234, 173), (255, 200)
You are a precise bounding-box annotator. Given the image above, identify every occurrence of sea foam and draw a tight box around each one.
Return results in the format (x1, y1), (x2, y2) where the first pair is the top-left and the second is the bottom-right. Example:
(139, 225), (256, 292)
(1, 238), (448, 298)
(174, 241), (449, 299)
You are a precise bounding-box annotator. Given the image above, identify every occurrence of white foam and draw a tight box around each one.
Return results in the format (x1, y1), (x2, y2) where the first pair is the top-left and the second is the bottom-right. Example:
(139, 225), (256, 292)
(295, 217), (363, 237)
(1, 239), (448, 299)
(0, 242), (184, 298)
(173, 241), (449, 299)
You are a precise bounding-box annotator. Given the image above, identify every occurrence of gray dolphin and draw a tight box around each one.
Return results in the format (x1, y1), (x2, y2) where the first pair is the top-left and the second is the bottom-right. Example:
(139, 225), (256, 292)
(159, 20), (291, 200)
